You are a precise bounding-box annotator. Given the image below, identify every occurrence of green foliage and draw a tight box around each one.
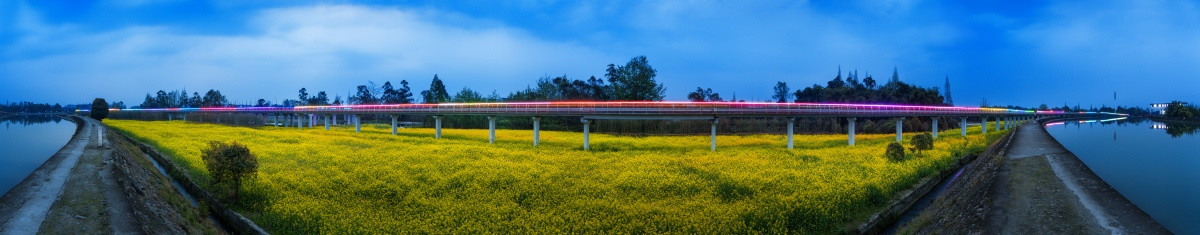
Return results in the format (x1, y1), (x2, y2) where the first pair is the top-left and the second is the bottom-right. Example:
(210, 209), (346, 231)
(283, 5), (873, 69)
(687, 87), (722, 101)
(793, 67), (945, 105)
(885, 142), (906, 161)
(911, 133), (934, 152)
(607, 56), (664, 101)
(772, 82), (790, 103)
(509, 76), (611, 101)
(201, 141), (259, 199)
(421, 74), (451, 104)
(1165, 101), (1198, 118)
(90, 98), (108, 120)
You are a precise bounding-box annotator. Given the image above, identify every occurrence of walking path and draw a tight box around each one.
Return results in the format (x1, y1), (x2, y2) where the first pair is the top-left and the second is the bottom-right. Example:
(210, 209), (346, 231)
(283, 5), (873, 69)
(902, 121), (1168, 234)
(0, 117), (138, 233)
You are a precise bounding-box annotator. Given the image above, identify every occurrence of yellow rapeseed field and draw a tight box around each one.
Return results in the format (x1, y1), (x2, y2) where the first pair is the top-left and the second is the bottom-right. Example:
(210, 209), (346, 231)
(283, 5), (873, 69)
(106, 119), (1007, 233)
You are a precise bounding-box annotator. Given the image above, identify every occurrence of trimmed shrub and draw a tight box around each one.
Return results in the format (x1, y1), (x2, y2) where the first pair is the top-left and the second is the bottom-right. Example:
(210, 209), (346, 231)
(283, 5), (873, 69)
(912, 133), (934, 152)
(90, 98), (109, 120)
(885, 142), (906, 161)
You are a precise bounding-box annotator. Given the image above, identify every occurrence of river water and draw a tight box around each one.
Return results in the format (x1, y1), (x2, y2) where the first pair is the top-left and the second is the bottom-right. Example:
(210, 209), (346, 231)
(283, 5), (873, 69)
(1045, 118), (1200, 234)
(0, 115), (77, 195)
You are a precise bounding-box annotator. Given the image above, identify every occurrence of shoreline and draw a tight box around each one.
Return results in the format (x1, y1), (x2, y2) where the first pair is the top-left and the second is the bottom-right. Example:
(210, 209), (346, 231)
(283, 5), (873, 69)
(0, 116), (89, 233)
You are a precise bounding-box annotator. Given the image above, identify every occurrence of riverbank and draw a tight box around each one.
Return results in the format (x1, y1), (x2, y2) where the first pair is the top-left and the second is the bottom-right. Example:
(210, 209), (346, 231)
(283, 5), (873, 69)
(0, 116), (220, 233)
(899, 120), (1168, 233)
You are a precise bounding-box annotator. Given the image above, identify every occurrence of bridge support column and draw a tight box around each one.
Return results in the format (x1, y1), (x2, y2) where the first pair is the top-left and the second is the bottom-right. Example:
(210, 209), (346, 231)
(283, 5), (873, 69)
(168, 114), (172, 121)
(848, 117), (857, 146)
(391, 115), (398, 135)
(961, 117), (967, 136)
(434, 116), (443, 139)
(488, 116), (497, 144)
(582, 118), (591, 150)
(332, 114), (337, 126)
(981, 117), (988, 134)
(711, 119), (718, 151)
(355, 115), (361, 133)
(324, 115), (330, 130)
(932, 117), (939, 139)
(786, 118), (794, 149)
(896, 117), (905, 143)
(296, 114), (302, 129)
(309, 114), (314, 128)
(995, 117), (1001, 131)
(532, 117), (541, 146)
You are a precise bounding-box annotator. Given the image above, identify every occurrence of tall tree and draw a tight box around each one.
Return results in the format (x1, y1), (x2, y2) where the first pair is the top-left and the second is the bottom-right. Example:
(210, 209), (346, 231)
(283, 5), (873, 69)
(397, 80), (414, 103)
(421, 75), (451, 103)
(380, 81), (398, 104)
(312, 91), (329, 105)
(202, 89), (227, 107)
(890, 66), (900, 83)
(351, 85), (377, 104)
(606, 56), (664, 101)
(772, 82), (790, 103)
(298, 88), (309, 105)
(943, 76), (953, 105)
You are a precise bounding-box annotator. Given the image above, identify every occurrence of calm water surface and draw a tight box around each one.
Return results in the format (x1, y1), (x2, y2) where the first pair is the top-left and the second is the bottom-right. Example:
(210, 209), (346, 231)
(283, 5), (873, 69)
(1045, 118), (1200, 234)
(0, 115), (77, 195)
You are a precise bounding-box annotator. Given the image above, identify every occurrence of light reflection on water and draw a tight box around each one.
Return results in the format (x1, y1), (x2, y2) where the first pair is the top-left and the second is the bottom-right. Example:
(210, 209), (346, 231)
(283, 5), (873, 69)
(1045, 118), (1200, 234)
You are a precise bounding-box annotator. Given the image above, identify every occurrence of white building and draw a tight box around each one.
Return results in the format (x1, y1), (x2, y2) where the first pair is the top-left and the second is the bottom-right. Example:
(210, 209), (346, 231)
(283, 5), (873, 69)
(1150, 102), (1187, 115)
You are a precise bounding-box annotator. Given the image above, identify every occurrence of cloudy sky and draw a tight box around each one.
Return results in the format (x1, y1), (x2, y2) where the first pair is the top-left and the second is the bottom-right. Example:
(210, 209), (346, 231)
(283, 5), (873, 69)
(1, 0), (1198, 108)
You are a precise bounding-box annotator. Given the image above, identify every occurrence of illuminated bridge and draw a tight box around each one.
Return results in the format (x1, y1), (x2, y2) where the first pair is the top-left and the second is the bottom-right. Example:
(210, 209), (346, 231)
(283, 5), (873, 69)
(81, 101), (1123, 150)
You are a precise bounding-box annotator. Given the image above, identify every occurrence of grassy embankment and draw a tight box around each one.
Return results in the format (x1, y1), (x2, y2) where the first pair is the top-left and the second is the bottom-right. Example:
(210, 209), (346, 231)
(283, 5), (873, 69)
(106, 119), (1007, 233)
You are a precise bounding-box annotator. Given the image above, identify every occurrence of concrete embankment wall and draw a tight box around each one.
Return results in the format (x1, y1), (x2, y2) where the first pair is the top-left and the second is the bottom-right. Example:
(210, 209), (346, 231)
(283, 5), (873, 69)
(109, 125), (269, 235)
(854, 129), (1018, 234)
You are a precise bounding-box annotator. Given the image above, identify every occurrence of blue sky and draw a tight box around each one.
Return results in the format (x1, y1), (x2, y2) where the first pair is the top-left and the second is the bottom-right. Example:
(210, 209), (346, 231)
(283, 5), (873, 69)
(2, 0), (1198, 108)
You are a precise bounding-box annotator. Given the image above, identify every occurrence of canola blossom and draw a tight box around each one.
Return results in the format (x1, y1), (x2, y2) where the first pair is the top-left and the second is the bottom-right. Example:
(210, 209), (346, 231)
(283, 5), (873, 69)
(106, 119), (1007, 233)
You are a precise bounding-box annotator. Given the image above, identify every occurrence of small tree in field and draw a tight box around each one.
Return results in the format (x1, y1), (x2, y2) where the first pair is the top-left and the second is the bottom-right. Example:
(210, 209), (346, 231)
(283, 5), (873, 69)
(885, 142), (906, 161)
(911, 133), (934, 153)
(201, 141), (259, 199)
(90, 98), (108, 120)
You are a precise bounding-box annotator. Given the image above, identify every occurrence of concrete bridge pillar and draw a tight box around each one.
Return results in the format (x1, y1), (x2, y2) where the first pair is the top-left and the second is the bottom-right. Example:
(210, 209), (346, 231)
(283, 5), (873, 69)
(391, 115), (398, 135)
(296, 114), (302, 129)
(354, 114), (361, 133)
(332, 114), (337, 126)
(995, 117), (1002, 131)
(896, 117), (905, 143)
(848, 117), (857, 146)
(488, 116), (497, 144)
(324, 115), (330, 130)
(961, 117), (967, 136)
(932, 117), (939, 139)
(309, 114), (314, 128)
(710, 118), (718, 151)
(532, 117), (541, 146)
(981, 117), (988, 134)
(434, 116), (443, 139)
(581, 118), (591, 150)
(786, 118), (795, 149)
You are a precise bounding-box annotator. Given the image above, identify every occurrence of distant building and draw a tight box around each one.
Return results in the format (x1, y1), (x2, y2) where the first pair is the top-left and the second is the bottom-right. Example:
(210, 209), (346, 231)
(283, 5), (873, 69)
(1150, 102), (1187, 115)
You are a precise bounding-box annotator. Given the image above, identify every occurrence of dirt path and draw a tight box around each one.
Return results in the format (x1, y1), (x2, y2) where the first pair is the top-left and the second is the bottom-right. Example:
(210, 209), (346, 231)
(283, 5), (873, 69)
(901, 121), (1169, 234)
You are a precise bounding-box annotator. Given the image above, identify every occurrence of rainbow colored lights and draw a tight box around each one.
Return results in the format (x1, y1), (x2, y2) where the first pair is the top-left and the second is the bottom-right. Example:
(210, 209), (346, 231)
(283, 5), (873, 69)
(76, 101), (1126, 117)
